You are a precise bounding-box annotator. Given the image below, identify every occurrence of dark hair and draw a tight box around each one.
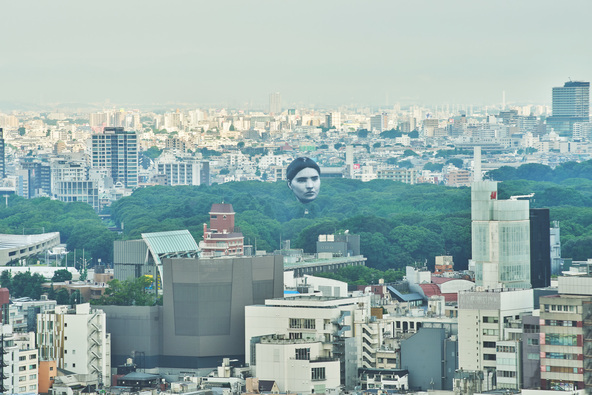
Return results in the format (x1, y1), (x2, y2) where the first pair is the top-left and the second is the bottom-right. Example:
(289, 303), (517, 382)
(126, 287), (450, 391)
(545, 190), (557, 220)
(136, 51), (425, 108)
(286, 157), (321, 182)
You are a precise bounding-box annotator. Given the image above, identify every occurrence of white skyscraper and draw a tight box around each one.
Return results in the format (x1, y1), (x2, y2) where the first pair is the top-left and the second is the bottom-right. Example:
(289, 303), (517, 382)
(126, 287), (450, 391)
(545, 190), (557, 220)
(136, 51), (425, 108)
(471, 179), (531, 289)
(269, 92), (281, 114)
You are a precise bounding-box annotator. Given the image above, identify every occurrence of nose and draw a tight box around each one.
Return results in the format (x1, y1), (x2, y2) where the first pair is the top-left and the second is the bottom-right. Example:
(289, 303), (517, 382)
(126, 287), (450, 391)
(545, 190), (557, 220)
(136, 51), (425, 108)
(306, 179), (314, 189)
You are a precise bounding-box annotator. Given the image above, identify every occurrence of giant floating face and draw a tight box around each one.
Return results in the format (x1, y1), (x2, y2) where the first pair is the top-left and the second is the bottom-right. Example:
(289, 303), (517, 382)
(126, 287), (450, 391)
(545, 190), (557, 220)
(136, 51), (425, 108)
(287, 157), (321, 204)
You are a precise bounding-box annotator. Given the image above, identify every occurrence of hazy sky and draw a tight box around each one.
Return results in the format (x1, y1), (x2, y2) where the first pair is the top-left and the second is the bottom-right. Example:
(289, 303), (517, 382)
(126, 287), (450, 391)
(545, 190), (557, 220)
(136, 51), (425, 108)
(1, 1), (591, 109)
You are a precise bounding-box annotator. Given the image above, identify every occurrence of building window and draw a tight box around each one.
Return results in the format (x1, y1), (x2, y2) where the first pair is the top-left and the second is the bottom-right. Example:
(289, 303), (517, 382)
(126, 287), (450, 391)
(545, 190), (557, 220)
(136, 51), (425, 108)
(527, 338), (539, 346)
(546, 352), (577, 360)
(295, 348), (310, 360)
(483, 316), (499, 323)
(19, 366), (26, 372)
(304, 319), (315, 329)
(497, 370), (516, 378)
(19, 376), (26, 382)
(29, 354), (37, 359)
(19, 356), (26, 361)
(524, 324), (539, 333)
(29, 374), (37, 380)
(29, 364), (36, 369)
(289, 318), (316, 329)
(312, 367), (326, 381)
(545, 334), (577, 346)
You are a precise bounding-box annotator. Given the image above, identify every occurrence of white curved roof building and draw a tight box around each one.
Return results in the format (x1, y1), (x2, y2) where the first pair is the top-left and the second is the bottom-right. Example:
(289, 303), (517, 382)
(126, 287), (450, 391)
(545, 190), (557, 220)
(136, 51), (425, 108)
(0, 232), (61, 265)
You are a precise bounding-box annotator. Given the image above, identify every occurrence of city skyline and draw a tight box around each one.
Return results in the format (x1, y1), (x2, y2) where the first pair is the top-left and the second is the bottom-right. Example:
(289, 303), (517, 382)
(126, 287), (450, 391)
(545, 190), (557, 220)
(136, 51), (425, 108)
(1, 1), (591, 110)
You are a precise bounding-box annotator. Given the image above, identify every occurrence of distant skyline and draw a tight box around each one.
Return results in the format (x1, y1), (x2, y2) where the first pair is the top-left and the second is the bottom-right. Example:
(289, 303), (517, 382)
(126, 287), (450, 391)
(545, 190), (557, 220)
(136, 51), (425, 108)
(1, 0), (591, 110)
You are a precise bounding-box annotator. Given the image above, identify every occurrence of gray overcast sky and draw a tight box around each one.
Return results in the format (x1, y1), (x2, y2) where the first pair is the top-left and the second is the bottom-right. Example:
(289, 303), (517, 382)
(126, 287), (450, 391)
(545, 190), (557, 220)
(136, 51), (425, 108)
(1, 0), (591, 109)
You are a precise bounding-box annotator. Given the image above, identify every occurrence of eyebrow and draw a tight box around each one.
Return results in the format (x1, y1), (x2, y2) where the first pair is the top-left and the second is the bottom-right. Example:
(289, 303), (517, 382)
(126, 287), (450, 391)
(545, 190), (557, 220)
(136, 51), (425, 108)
(296, 176), (319, 181)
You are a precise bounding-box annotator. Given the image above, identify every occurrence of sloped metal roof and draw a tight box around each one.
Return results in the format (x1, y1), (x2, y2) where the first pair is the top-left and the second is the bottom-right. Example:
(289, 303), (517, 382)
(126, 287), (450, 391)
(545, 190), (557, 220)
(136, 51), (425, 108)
(141, 230), (199, 265)
(386, 285), (424, 302)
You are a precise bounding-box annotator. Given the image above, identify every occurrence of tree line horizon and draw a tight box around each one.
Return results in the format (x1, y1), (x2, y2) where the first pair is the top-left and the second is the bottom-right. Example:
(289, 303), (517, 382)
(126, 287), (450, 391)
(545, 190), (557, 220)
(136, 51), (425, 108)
(1, 160), (591, 274)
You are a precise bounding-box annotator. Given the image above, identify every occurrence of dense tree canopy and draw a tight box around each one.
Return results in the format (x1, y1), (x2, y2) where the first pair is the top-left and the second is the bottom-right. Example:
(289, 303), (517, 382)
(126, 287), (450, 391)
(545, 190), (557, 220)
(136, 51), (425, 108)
(52, 269), (73, 282)
(0, 197), (115, 264)
(1, 271), (46, 299)
(4, 159), (592, 276)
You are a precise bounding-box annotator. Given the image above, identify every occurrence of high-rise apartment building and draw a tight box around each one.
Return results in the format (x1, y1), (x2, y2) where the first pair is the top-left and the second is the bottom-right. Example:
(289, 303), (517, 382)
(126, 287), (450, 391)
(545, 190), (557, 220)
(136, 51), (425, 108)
(269, 92), (281, 114)
(91, 127), (138, 188)
(16, 160), (52, 198)
(0, 128), (5, 178)
(547, 81), (590, 137)
(156, 157), (210, 186)
(370, 113), (388, 133)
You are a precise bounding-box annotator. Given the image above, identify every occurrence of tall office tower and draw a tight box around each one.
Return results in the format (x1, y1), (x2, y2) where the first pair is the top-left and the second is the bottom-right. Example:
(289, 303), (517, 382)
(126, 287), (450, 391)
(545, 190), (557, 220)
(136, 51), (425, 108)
(91, 127), (138, 188)
(0, 128), (5, 178)
(471, 149), (531, 289)
(547, 81), (590, 137)
(269, 92), (281, 114)
(18, 160), (52, 197)
(370, 113), (388, 133)
(89, 112), (108, 129)
(329, 112), (342, 129)
(529, 208), (551, 288)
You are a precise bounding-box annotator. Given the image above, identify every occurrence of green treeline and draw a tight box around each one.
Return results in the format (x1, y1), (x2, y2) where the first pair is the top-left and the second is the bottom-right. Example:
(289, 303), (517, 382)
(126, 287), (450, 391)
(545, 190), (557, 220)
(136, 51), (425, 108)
(109, 180), (472, 270)
(2, 159), (592, 272)
(0, 197), (115, 264)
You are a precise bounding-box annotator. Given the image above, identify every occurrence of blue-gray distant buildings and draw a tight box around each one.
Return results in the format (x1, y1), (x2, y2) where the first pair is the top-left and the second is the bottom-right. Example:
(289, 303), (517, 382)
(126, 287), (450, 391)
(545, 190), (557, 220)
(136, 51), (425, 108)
(547, 81), (590, 137)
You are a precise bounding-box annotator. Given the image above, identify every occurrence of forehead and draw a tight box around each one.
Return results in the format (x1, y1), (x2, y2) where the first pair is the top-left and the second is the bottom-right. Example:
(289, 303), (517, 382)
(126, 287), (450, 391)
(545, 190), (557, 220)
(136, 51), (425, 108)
(294, 167), (319, 178)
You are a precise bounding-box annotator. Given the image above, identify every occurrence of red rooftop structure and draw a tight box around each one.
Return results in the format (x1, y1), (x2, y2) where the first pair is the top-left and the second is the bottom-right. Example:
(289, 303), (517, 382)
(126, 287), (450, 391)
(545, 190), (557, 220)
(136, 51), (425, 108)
(200, 203), (244, 258)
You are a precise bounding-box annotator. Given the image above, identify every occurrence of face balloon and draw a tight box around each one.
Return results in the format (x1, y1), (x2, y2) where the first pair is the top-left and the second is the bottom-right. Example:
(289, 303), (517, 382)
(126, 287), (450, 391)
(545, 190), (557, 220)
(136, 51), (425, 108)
(286, 157), (321, 204)
(288, 167), (321, 203)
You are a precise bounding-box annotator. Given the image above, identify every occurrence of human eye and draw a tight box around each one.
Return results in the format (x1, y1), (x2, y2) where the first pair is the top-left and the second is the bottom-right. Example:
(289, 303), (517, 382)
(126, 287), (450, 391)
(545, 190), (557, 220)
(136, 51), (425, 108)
(296, 177), (307, 183)
(311, 176), (319, 181)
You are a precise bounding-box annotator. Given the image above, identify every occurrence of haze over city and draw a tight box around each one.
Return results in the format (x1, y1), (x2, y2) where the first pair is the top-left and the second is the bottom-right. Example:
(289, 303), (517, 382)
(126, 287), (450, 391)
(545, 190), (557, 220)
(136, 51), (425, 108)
(2, 0), (591, 109)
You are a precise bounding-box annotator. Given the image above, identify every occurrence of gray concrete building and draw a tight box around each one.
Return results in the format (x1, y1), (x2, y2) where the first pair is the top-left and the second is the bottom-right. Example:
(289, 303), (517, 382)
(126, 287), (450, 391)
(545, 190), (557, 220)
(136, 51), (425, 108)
(162, 255), (283, 367)
(103, 255), (283, 369)
(521, 314), (541, 389)
(400, 327), (458, 391)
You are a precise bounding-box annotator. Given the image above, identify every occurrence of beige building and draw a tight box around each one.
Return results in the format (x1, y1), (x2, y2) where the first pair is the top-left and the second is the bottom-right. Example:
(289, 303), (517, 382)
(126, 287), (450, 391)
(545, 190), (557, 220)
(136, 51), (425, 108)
(37, 303), (111, 386)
